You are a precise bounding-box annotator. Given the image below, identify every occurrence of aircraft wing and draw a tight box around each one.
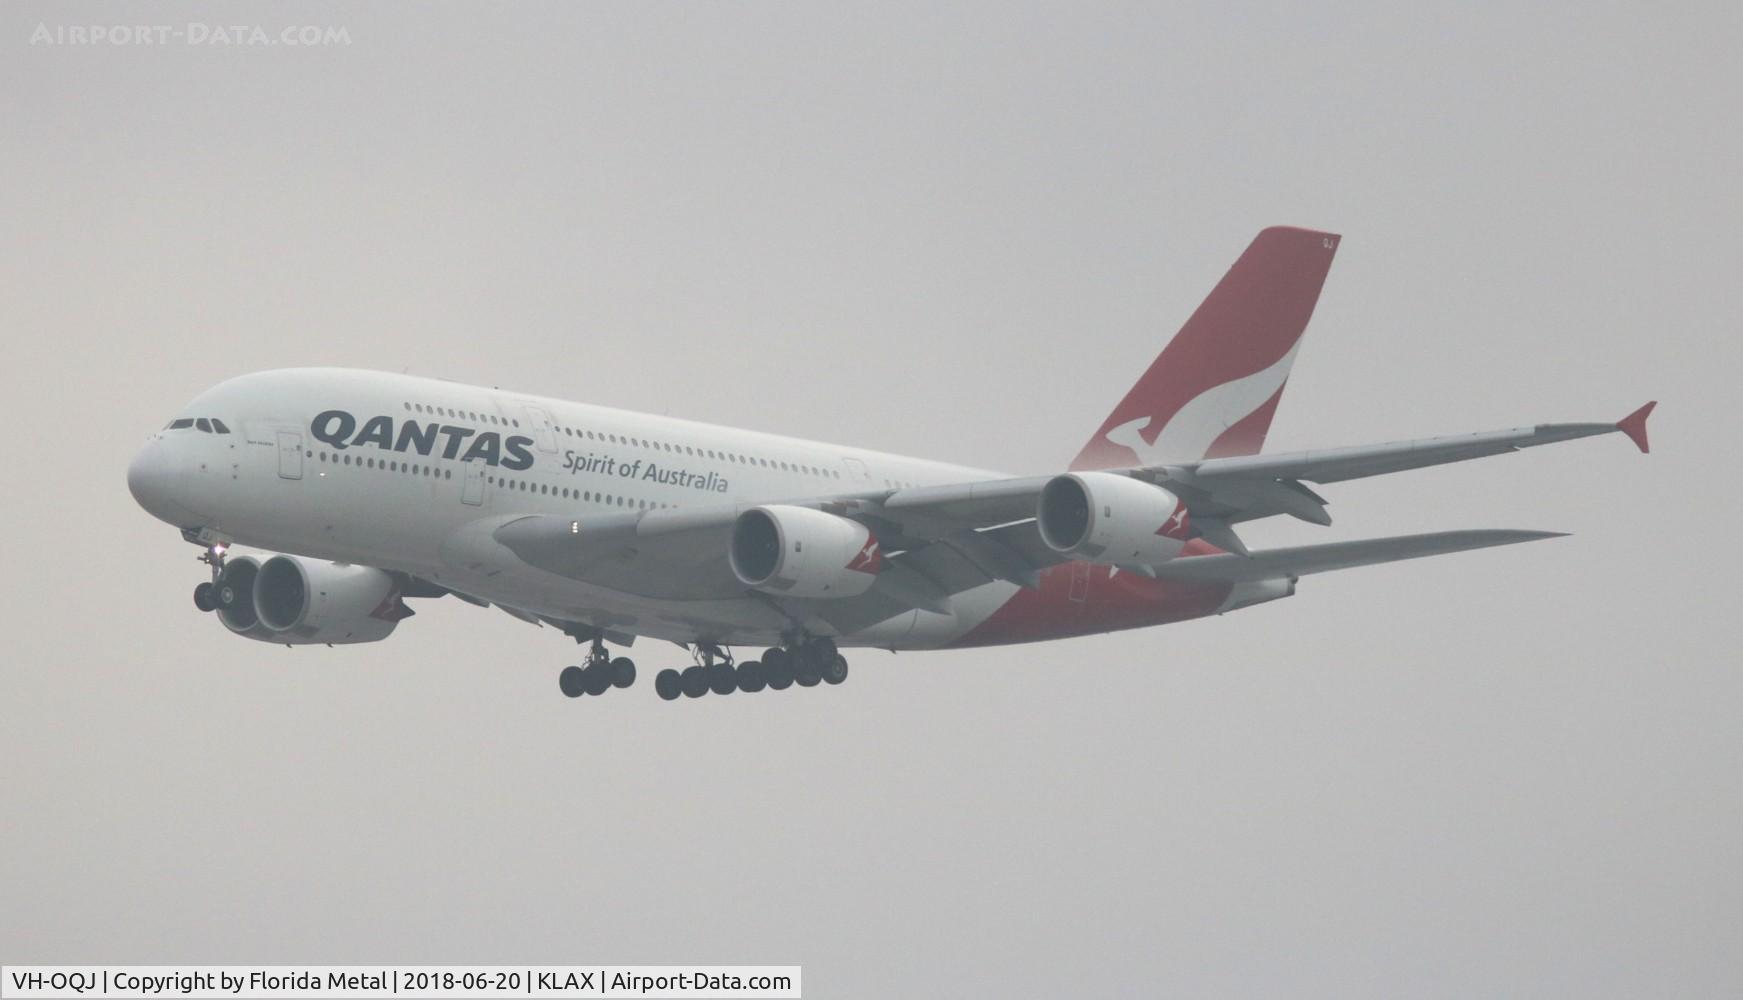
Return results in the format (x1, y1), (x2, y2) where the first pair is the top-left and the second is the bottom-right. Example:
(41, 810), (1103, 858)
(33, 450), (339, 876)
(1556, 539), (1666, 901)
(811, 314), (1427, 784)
(875, 402), (1655, 535)
(477, 404), (1650, 629)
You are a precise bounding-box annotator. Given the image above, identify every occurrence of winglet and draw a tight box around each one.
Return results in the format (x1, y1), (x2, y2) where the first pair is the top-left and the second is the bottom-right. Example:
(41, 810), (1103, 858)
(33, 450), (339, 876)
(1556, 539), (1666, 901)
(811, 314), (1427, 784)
(1617, 401), (1656, 454)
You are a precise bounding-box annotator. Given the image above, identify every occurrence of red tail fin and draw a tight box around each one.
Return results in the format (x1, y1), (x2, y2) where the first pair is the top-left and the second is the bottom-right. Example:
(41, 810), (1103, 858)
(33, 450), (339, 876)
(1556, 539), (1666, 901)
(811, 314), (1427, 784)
(1070, 227), (1340, 470)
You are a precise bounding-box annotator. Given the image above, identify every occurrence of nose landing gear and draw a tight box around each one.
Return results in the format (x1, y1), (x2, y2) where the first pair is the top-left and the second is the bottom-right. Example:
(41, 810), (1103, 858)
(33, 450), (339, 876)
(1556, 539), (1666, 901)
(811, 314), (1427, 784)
(192, 542), (228, 613)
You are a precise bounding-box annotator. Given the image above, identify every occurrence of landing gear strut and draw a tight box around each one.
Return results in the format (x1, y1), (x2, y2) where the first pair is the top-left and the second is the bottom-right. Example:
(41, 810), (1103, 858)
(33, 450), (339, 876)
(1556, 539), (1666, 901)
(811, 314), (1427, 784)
(560, 637), (635, 699)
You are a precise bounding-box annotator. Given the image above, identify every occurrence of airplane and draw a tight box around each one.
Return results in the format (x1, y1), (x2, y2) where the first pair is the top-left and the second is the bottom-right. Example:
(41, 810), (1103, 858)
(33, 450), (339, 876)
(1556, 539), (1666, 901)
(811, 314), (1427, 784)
(126, 227), (1655, 701)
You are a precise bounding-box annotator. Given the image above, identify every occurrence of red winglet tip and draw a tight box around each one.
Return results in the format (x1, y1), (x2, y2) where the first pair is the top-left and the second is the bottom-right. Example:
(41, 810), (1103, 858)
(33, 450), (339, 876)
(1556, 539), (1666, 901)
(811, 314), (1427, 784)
(1617, 400), (1656, 454)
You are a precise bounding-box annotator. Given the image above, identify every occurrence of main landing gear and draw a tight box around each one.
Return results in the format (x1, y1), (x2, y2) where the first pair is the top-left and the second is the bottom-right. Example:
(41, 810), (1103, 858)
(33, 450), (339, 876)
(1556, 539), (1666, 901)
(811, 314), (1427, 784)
(559, 638), (636, 699)
(654, 638), (849, 701)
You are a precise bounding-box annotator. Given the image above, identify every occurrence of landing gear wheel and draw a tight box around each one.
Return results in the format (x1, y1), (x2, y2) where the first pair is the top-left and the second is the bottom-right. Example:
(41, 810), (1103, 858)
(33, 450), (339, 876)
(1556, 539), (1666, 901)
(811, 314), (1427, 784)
(736, 660), (766, 693)
(583, 660), (613, 696)
(707, 661), (737, 695)
(822, 654), (849, 685)
(655, 668), (682, 701)
(559, 665), (587, 698)
(795, 664), (821, 687)
(610, 657), (636, 689)
(681, 665), (709, 698)
(193, 582), (216, 613)
(763, 648), (795, 690)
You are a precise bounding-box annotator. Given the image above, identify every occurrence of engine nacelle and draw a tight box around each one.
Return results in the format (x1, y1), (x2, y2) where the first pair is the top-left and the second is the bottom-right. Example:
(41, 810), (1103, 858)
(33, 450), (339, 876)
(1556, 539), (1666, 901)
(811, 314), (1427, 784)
(1036, 471), (1192, 565)
(213, 554), (279, 641)
(251, 555), (403, 644)
(729, 505), (882, 599)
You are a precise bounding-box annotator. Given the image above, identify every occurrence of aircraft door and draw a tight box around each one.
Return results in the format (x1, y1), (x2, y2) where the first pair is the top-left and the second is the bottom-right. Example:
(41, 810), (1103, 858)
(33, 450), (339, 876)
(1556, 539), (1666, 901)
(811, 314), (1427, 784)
(461, 459), (485, 506)
(523, 405), (557, 453)
(277, 431), (303, 480)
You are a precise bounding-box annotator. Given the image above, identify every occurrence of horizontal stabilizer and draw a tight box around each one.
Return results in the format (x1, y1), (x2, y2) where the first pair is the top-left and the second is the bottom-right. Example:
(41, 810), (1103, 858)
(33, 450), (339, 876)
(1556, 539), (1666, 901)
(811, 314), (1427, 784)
(1151, 529), (1566, 583)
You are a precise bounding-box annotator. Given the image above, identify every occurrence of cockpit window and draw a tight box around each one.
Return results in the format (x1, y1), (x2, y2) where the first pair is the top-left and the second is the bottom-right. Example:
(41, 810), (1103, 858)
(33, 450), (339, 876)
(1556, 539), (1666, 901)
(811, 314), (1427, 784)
(167, 418), (195, 430)
(195, 418), (212, 432)
(211, 418), (230, 434)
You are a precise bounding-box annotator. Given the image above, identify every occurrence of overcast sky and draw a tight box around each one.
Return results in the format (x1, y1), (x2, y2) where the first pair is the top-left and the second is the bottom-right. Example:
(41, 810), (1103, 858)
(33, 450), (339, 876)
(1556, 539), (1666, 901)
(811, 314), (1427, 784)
(3, 2), (1739, 996)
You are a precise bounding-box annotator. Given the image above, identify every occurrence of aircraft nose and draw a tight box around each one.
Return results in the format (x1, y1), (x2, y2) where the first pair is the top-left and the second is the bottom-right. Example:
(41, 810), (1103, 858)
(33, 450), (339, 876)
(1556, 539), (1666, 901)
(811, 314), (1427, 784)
(128, 441), (196, 525)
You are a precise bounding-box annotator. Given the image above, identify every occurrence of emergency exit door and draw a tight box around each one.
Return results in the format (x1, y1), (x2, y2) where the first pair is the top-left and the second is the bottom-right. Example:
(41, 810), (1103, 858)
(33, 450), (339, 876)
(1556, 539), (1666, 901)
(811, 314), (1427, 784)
(277, 431), (303, 480)
(461, 459), (485, 506)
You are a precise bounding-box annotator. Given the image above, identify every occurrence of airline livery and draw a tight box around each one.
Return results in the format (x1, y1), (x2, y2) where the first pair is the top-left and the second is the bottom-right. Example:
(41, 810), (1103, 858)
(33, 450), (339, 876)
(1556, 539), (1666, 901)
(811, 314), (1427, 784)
(127, 228), (1654, 700)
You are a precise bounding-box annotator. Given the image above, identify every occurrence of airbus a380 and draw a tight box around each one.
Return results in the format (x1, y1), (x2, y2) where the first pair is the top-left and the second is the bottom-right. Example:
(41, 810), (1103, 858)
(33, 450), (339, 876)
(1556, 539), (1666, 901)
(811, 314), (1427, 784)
(127, 227), (1655, 701)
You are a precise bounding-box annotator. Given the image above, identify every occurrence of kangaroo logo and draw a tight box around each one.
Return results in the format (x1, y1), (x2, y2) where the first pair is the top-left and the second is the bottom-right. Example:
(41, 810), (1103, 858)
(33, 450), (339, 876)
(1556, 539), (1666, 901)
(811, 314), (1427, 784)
(1105, 417), (1167, 466)
(1100, 339), (1304, 466)
(1156, 501), (1191, 541)
(846, 535), (882, 574)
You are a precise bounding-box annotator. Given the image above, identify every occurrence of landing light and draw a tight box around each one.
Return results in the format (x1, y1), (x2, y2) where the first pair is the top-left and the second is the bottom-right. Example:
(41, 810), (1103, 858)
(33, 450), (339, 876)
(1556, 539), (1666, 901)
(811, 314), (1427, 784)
(570, 521), (579, 535)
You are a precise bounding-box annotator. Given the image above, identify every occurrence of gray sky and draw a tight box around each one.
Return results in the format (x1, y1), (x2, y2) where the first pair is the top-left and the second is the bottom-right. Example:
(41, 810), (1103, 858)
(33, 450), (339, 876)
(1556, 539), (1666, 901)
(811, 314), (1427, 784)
(3, 2), (1739, 996)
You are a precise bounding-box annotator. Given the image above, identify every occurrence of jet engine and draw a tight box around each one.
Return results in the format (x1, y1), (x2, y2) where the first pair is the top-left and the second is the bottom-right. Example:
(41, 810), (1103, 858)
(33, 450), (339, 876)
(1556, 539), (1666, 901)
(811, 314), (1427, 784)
(729, 505), (882, 599)
(213, 553), (278, 641)
(1036, 471), (1192, 565)
(252, 555), (404, 644)
(210, 552), (404, 644)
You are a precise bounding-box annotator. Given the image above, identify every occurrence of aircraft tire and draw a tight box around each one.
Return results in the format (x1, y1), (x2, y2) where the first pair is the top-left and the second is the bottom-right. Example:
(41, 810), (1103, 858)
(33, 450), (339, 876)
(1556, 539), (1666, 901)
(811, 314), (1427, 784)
(559, 665), (587, 698)
(736, 660), (766, 693)
(583, 661), (613, 696)
(681, 666), (709, 698)
(707, 661), (737, 695)
(654, 668), (682, 701)
(822, 654), (849, 685)
(193, 582), (217, 612)
(610, 656), (636, 689)
(763, 649), (795, 690)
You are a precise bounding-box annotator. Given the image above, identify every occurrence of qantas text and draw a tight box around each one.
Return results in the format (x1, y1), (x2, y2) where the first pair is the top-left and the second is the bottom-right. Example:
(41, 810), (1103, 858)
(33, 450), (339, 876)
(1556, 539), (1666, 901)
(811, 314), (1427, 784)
(311, 410), (536, 470)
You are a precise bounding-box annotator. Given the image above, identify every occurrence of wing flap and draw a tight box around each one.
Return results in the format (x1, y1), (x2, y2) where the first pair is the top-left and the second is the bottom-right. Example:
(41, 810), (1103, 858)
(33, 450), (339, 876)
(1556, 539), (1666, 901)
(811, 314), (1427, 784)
(1149, 529), (1567, 583)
